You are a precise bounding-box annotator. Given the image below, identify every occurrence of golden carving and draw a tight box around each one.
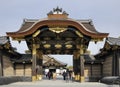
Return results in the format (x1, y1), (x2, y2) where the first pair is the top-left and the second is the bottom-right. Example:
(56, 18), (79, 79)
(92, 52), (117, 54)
(37, 75), (42, 80)
(32, 76), (37, 81)
(80, 76), (85, 82)
(75, 31), (83, 37)
(75, 75), (80, 80)
(43, 44), (51, 48)
(32, 30), (40, 37)
(80, 49), (84, 55)
(49, 26), (67, 33)
(65, 44), (72, 49)
(55, 44), (62, 48)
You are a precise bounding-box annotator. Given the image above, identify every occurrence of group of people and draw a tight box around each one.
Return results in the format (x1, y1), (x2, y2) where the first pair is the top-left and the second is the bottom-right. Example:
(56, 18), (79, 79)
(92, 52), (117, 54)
(45, 70), (75, 82)
(62, 70), (75, 82)
(45, 71), (57, 80)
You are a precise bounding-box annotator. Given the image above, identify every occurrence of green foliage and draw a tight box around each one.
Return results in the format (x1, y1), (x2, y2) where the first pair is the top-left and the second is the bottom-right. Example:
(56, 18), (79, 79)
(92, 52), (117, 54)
(66, 66), (73, 70)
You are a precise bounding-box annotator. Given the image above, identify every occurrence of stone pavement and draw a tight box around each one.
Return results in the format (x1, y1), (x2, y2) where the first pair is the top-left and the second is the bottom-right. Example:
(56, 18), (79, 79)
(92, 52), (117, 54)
(0, 76), (119, 87)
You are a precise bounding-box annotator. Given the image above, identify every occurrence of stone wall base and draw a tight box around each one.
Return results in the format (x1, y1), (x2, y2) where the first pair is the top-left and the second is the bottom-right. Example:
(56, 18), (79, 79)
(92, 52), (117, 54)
(0, 76), (32, 85)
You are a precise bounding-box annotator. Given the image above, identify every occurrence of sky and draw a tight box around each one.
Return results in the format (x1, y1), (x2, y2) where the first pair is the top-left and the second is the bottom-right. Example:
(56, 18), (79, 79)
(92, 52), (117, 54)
(0, 0), (120, 66)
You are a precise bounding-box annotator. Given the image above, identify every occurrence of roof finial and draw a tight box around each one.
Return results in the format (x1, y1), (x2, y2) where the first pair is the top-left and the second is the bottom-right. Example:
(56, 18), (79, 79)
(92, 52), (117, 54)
(47, 7), (69, 19)
(53, 6), (62, 14)
(47, 7), (69, 15)
(63, 11), (69, 16)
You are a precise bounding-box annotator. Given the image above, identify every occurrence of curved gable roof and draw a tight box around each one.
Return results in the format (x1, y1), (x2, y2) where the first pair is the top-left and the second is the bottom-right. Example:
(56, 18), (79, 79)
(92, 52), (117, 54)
(6, 18), (108, 39)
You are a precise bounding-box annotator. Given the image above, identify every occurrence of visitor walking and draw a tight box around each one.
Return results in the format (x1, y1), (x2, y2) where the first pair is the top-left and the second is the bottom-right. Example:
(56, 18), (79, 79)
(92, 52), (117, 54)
(47, 71), (52, 80)
(62, 71), (66, 80)
(71, 71), (75, 82)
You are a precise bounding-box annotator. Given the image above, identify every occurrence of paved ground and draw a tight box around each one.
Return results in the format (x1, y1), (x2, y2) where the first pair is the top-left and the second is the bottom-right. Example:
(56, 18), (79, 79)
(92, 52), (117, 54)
(0, 76), (119, 87)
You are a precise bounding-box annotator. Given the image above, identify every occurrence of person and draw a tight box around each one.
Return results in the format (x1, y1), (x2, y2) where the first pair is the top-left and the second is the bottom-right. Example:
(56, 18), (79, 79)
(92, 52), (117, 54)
(71, 71), (75, 82)
(62, 71), (66, 80)
(69, 71), (72, 81)
(47, 71), (52, 80)
(45, 72), (48, 78)
(65, 71), (69, 82)
(53, 72), (57, 80)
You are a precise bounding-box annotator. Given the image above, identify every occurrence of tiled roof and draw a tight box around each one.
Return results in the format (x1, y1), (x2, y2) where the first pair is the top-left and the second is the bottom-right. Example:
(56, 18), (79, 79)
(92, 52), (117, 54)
(94, 37), (120, 60)
(11, 54), (50, 63)
(84, 54), (95, 62)
(17, 19), (100, 34)
(43, 55), (53, 63)
(43, 57), (67, 66)
(106, 37), (120, 46)
(77, 20), (99, 33)
(10, 54), (32, 63)
(84, 54), (102, 63)
(0, 36), (9, 45)
(11, 54), (67, 65)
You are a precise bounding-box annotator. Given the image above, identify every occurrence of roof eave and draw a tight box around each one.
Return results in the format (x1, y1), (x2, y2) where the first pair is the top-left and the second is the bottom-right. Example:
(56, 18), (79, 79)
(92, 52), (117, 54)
(6, 20), (109, 39)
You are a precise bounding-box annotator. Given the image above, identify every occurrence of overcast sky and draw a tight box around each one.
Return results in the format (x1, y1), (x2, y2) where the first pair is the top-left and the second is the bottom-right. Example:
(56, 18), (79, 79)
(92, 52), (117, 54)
(0, 0), (120, 65)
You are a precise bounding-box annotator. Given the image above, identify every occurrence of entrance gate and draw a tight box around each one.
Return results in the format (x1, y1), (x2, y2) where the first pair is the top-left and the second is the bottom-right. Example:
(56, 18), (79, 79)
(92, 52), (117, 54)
(6, 7), (108, 82)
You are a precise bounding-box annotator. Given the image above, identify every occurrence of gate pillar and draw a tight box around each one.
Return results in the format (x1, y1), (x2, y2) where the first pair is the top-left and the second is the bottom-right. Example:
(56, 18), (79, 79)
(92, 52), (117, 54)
(0, 50), (3, 76)
(74, 44), (85, 82)
(79, 45), (85, 82)
(32, 40), (37, 81)
(36, 51), (43, 80)
(73, 51), (80, 81)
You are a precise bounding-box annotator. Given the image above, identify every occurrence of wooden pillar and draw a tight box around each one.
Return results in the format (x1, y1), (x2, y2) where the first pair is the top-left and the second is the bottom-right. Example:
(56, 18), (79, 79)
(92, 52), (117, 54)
(118, 50), (120, 76)
(13, 63), (16, 76)
(115, 49), (120, 76)
(90, 62), (93, 77)
(73, 51), (77, 80)
(79, 45), (85, 82)
(101, 62), (103, 77)
(23, 63), (25, 76)
(112, 51), (115, 76)
(74, 44), (85, 82)
(118, 52), (120, 76)
(32, 43), (37, 81)
(0, 50), (3, 76)
(80, 54), (85, 82)
(112, 50), (118, 76)
(73, 54), (75, 76)
(36, 51), (43, 80)
(73, 51), (80, 81)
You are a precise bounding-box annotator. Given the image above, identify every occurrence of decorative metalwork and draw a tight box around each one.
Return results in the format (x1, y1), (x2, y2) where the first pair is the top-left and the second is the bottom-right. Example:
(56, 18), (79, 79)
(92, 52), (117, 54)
(47, 6), (69, 15)
(55, 44), (62, 48)
(43, 44), (51, 48)
(53, 6), (62, 14)
(65, 44), (72, 49)
(49, 27), (67, 33)
(75, 31), (83, 37)
(32, 30), (40, 37)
